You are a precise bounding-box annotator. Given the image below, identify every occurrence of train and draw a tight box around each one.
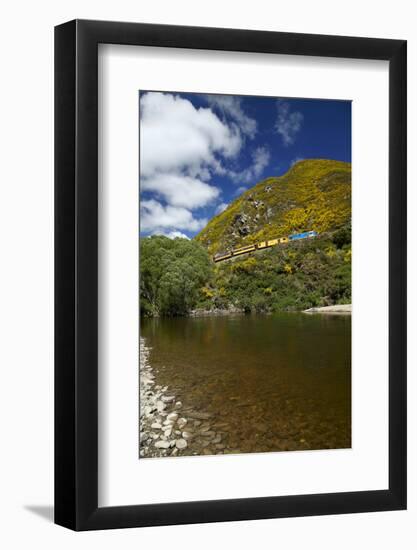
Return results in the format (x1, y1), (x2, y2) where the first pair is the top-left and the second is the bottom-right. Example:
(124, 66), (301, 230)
(213, 230), (318, 263)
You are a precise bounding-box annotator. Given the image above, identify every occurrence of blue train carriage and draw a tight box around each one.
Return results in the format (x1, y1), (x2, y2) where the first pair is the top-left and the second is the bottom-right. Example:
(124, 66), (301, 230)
(289, 230), (318, 241)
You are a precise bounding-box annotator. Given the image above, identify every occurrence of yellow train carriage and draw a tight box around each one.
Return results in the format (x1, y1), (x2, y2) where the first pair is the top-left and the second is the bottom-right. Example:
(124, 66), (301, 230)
(213, 252), (232, 262)
(232, 244), (256, 256)
(267, 238), (279, 246)
(213, 230), (318, 262)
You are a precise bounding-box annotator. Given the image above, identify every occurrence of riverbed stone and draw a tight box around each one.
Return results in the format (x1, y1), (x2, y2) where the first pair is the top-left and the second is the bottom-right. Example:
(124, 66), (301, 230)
(177, 418), (187, 429)
(201, 431), (216, 438)
(161, 395), (175, 403)
(175, 438), (187, 450)
(155, 440), (170, 449)
(188, 411), (212, 420)
(151, 422), (162, 429)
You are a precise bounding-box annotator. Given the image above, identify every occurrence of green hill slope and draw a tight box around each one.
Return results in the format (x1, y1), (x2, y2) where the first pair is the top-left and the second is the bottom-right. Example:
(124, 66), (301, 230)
(196, 159), (351, 256)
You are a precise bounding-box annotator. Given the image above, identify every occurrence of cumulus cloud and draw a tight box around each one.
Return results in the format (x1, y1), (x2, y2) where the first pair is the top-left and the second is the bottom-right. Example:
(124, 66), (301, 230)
(215, 202), (229, 215)
(140, 92), (241, 179)
(140, 92), (247, 234)
(153, 230), (190, 240)
(275, 101), (303, 146)
(205, 95), (257, 138)
(230, 146), (270, 185)
(141, 173), (219, 209)
(140, 199), (207, 234)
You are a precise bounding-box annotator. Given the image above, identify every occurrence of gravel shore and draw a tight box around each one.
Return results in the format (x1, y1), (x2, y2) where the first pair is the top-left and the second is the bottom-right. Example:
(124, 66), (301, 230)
(303, 304), (352, 314)
(139, 338), (226, 458)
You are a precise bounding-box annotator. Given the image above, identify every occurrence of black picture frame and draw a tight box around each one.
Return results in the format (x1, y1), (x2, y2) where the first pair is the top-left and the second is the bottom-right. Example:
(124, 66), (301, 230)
(55, 19), (407, 531)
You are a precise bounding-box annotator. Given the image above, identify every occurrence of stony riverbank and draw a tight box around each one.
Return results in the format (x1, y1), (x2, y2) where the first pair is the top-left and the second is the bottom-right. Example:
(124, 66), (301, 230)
(188, 305), (244, 317)
(303, 304), (352, 314)
(140, 338), (227, 458)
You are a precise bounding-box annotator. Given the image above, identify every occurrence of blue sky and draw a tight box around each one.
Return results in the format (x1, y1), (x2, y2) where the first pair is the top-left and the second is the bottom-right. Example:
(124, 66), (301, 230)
(139, 91), (351, 239)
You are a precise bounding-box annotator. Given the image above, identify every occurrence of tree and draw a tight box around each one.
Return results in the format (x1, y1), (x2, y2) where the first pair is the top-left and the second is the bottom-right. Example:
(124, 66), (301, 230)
(140, 236), (213, 316)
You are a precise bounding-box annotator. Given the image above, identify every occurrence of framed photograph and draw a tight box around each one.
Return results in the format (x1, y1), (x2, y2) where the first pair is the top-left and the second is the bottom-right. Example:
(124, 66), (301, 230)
(55, 19), (406, 530)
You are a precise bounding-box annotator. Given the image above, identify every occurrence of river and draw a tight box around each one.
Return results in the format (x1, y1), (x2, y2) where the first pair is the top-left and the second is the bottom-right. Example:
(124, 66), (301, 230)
(140, 312), (351, 456)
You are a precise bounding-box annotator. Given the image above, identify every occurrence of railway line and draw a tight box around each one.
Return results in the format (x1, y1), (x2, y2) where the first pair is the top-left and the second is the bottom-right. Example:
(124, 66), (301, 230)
(213, 230), (318, 263)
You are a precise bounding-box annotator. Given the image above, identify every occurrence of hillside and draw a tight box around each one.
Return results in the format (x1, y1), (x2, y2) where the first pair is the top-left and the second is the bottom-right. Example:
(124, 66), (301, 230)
(196, 159), (351, 256)
(140, 159), (352, 316)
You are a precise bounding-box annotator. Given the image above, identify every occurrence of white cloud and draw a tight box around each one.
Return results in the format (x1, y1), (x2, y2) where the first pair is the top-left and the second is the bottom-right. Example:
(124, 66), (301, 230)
(140, 92), (241, 179)
(141, 173), (219, 209)
(215, 202), (229, 214)
(275, 101), (303, 146)
(205, 95), (257, 138)
(139, 92), (250, 234)
(140, 199), (207, 233)
(153, 230), (190, 240)
(230, 146), (270, 185)
(235, 186), (248, 196)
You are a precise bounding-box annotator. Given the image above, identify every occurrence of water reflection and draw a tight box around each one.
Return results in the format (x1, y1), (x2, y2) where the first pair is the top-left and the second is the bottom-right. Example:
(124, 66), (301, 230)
(141, 313), (351, 454)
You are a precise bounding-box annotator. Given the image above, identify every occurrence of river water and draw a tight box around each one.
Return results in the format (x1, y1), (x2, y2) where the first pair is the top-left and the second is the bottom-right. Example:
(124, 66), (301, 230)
(140, 313), (351, 455)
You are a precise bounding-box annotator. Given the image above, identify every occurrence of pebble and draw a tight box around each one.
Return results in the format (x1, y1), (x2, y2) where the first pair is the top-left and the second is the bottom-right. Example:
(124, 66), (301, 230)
(175, 439), (188, 450)
(156, 401), (166, 412)
(182, 431), (193, 440)
(155, 440), (170, 449)
(151, 422), (162, 429)
(161, 395), (175, 403)
(167, 412), (179, 422)
(175, 401), (182, 409)
(177, 418), (187, 429)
